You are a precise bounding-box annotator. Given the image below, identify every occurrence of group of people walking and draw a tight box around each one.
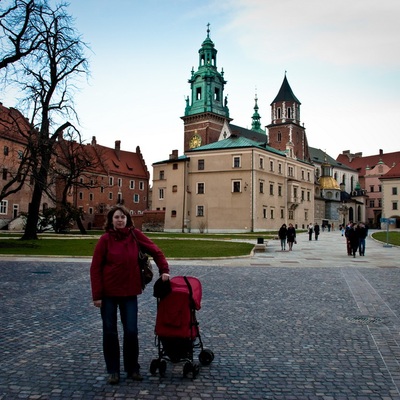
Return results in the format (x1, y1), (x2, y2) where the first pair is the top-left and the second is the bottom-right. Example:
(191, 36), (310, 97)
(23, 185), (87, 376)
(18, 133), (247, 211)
(278, 221), (368, 256)
(343, 221), (369, 257)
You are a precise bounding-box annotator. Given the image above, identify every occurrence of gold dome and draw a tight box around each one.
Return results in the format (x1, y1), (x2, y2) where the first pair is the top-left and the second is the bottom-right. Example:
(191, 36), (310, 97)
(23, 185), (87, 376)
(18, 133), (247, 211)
(319, 176), (340, 190)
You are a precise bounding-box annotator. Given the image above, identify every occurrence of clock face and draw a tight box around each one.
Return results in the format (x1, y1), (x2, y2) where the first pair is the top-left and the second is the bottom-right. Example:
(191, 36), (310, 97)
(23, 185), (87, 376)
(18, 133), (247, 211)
(189, 134), (202, 149)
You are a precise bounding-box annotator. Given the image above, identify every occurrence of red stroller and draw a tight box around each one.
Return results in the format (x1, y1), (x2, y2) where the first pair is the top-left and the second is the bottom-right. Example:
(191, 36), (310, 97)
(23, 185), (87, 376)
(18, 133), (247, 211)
(150, 276), (214, 378)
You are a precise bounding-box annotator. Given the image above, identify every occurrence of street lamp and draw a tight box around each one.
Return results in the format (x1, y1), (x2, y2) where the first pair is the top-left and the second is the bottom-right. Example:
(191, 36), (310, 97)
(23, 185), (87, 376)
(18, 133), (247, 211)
(337, 202), (349, 226)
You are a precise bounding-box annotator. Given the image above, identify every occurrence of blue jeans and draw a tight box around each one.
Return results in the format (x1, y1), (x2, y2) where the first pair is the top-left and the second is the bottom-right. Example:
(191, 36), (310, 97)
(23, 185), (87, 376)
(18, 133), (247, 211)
(359, 238), (366, 255)
(101, 296), (139, 374)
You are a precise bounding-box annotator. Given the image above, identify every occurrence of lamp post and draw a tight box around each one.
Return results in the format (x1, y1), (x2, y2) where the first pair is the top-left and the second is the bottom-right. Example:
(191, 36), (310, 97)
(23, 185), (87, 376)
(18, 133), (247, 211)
(337, 202), (349, 226)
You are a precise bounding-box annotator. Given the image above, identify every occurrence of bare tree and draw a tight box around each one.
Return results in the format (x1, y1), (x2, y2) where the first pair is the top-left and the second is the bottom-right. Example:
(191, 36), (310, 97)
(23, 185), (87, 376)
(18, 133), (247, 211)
(13, 1), (89, 240)
(0, 0), (42, 71)
(52, 129), (106, 234)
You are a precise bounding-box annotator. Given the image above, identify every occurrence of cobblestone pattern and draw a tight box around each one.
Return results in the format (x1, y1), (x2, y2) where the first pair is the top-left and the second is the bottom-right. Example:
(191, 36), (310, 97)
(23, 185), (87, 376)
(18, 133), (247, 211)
(1, 261), (400, 399)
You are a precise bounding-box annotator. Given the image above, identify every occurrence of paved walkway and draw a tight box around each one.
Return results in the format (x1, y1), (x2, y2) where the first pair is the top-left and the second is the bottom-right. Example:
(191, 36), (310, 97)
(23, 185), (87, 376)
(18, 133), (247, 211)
(0, 230), (399, 399)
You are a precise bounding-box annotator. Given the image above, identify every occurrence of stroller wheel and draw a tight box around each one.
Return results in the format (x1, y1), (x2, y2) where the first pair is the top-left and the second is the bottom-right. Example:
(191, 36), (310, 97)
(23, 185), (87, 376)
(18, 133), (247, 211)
(199, 349), (214, 365)
(183, 361), (192, 377)
(150, 359), (159, 375)
(159, 360), (167, 377)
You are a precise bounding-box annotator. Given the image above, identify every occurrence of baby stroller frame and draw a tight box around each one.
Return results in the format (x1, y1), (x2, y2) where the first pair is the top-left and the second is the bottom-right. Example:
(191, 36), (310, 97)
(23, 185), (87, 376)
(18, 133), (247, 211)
(150, 276), (214, 378)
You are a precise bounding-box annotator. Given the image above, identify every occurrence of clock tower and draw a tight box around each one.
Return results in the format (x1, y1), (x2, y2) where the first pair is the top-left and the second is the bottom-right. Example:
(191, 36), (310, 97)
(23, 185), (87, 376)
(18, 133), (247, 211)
(182, 24), (231, 152)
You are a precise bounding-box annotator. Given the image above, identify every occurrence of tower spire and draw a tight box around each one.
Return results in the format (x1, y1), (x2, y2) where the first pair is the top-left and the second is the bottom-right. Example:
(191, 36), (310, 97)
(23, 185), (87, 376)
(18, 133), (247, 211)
(251, 92), (265, 133)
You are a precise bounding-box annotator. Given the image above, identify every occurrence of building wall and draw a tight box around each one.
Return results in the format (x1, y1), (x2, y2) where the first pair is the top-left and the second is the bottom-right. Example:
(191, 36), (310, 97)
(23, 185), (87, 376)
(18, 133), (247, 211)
(381, 178), (400, 228)
(152, 148), (314, 232)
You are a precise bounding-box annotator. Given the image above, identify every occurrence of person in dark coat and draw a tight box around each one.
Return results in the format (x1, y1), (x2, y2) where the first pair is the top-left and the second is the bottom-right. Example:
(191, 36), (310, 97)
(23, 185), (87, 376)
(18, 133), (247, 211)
(278, 224), (288, 251)
(90, 205), (170, 385)
(357, 222), (368, 256)
(314, 223), (320, 241)
(347, 223), (359, 257)
(287, 223), (296, 251)
(308, 223), (313, 240)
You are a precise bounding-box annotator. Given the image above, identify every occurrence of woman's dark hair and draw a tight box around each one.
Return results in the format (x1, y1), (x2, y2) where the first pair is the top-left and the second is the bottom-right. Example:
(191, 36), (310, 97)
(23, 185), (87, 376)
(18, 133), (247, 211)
(104, 205), (134, 230)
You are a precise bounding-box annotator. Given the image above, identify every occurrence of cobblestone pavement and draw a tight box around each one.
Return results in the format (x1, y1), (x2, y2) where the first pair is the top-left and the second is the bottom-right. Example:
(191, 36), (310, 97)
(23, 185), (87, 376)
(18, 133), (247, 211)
(0, 230), (399, 399)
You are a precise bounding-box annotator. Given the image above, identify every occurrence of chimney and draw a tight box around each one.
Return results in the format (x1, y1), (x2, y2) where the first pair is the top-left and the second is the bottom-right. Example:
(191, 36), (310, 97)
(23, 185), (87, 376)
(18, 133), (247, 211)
(379, 149), (383, 156)
(169, 149), (179, 160)
(115, 140), (121, 159)
(91, 136), (97, 145)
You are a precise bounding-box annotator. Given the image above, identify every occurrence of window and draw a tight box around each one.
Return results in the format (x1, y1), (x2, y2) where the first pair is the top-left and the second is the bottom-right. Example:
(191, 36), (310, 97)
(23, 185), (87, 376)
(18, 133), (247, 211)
(259, 181), (264, 193)
(118, 178), (122, 187)
(301, 190), (305, 201)
(139, 181), (144, 190)
(293, 187), (298, 199)
(198, 159), (204, 170)
(2, 168), (7, 180)
(270, 209), (274, 219)
(89, 193), (94, 201)
(369, 200), (374, 208)
(159, 188), (164, 199)
(172, 185), (177, 193)
(196, 87), (201, 100)
(269, 184), (274, 195)
(378, 198), (382, 207)
(278, 186), (282, 196)
(196, 205), (204, 216)
(263, 208), (267, 218)
(233, 156), (241, 168)
(393, 187), (398, 195)
(100, 186), (104, 193)
(307, 172), (311, 181)
(4, 146), (9, 156)
(270, 161), (274, 172)
(393, 202), (398, 210)
(305, 211), (308, 221)
(280, 209), (284, 218)
(288, 210), (294, 220)
(288, 166), (294, 177)
(109, 176), (114, 186)
(159, 170), (165, 180)
(197, 182), (205, 194)
(0, 200), (7, 214)
(277, 131), (282, 142)
(79, 192), (83, 200)
(232, 181), (241, 193)
(278, 164), (282, 174)
(307, 191), (311, 201)
(173, 163), (178, 170)
(287, 107), (291, 119)
(259, 157), (264, 169)
(130, 180), (135, 189)
(301, 170), (305, 180)
(378, 185), (382, 192)
(171, 210), (177, 217)
(370, 185), (374, 192)
(89, 207), (93, 215)
(134, 194), (139, 203)
(109, 192), (113, 200)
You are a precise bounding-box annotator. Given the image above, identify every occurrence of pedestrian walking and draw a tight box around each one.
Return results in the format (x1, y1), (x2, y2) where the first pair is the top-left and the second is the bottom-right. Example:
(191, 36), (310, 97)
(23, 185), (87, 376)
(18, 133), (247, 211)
(308, 223), (313, 241)
(278, 224), (288, 251)
(314, 223), (320, 241)
(347, 223), (359, 257)
(90, 205), (170, 385)
(357, 222), (368, 256)
(287, 223), (297, 251)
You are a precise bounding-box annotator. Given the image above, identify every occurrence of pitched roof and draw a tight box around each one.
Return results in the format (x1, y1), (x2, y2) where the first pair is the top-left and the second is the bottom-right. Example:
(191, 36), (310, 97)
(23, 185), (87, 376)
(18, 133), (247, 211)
(309, 147), (357, 171)
(187, 134), (285, 156)
(380, 161), (400, 179)
(229, 123), (267, 143)
(271, 75), (301, 105)
(336, 150), (400, 176)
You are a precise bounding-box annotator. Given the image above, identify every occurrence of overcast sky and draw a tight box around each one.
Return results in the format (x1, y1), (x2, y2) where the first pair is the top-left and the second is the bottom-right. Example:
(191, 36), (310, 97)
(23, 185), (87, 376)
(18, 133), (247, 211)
(4, 0), (400, 176)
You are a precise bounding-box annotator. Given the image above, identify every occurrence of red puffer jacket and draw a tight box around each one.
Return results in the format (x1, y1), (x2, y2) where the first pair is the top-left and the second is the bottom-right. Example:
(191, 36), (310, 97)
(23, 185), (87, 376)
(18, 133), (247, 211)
(90, 228), (169, 301)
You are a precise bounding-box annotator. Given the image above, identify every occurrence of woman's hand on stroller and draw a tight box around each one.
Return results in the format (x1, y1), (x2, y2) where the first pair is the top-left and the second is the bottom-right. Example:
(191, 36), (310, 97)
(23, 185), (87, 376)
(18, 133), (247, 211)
(161, 273), (170, 282)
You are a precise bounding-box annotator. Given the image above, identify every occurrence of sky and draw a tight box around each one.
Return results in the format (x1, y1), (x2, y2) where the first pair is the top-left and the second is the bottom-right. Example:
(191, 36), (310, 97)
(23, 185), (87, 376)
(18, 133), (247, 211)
(3, 0), (400, 177)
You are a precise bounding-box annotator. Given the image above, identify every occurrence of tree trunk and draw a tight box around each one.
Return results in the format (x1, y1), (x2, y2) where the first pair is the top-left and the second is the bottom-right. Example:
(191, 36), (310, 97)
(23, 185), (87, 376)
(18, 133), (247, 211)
(75, 215), (87, 235)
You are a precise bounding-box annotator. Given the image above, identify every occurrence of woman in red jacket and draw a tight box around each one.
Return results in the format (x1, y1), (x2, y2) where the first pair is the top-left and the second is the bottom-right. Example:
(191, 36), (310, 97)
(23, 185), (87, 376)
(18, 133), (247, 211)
(90, 205), (170, 385)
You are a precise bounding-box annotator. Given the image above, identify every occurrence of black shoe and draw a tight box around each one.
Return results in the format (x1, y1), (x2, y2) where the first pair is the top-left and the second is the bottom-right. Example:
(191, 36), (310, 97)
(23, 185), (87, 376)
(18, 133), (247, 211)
(128, 371), (143, 381)
(107, 373), (120, 385)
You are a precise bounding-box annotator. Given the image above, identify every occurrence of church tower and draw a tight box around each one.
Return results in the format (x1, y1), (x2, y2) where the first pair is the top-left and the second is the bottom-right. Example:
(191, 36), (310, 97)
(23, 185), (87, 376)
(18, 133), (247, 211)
(182, 25), (231, 152)
(267, 74), (310, 162)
